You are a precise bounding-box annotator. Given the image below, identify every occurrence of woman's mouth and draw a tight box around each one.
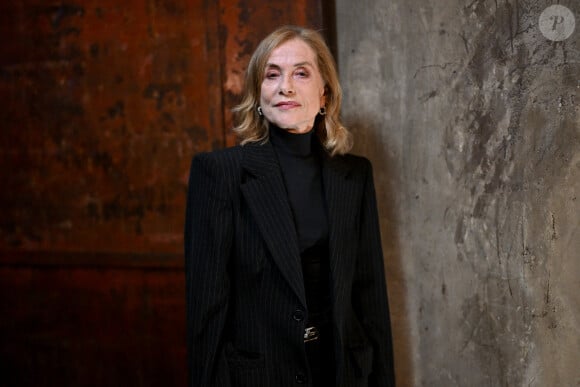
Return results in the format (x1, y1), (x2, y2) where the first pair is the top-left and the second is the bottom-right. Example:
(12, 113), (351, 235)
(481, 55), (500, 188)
(274, 101), (300, 109)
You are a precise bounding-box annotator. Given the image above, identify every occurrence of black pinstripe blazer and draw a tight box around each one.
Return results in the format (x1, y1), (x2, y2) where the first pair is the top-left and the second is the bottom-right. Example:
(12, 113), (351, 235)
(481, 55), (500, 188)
(185, 140), (395, 387)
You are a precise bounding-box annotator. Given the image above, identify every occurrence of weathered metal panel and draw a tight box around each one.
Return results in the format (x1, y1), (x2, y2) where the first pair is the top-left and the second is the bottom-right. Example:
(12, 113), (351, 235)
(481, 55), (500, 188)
(0, 1), (326, 386)
(0, 259), (186, 387)
(0, 0), (223, 253)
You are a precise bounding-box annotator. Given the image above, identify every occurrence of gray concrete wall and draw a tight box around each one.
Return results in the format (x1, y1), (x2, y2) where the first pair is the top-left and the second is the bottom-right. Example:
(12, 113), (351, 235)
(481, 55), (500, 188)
(335, 1), (579, 386)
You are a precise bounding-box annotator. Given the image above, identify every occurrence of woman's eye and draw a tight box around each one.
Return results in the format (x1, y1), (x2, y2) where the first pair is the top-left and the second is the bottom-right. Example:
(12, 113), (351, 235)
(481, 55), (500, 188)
(265, 72), (279, 79)
(296, 70), (309, 78)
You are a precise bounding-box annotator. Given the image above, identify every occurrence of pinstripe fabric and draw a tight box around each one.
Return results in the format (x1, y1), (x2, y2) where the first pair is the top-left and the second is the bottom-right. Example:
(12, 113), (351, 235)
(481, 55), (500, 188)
(185, 141), (395, 387)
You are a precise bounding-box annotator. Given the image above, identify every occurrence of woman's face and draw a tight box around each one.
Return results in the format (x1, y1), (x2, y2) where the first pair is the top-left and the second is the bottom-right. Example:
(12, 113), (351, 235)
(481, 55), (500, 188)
(260, 38), (326, 134)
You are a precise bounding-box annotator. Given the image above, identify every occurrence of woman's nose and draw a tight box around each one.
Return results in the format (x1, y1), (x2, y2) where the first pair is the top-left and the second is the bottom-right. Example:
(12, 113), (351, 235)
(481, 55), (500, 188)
(279, 75), (294, 94)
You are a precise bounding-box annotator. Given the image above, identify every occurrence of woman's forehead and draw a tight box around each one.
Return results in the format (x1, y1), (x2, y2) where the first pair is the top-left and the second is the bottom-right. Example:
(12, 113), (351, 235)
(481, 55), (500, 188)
(266, 39), (317, 67)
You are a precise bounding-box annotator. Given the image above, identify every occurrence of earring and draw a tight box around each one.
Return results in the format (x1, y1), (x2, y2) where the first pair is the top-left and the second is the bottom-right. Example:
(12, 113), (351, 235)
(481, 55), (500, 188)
(319, 107), (326, 116)
(257, 106), (263, 116)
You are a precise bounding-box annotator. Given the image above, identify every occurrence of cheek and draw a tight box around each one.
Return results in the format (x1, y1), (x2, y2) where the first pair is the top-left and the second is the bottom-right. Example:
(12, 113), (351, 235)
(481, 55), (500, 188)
(311, 86), (325, 106)
(259, 93), (268, 108)
(311, 81), (325, 102)
(260, 82), (275, 100)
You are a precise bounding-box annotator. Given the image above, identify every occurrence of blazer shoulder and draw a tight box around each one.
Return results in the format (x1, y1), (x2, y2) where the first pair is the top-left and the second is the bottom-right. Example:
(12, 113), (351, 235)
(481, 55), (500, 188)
(192, 145), (244, 167)
(331, 152), (373, 176)
(341, 153), (371, 165)
(188, 146), (244, 197)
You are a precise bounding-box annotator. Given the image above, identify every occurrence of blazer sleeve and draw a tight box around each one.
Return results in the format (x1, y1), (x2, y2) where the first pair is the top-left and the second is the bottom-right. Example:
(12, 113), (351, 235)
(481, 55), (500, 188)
(353, 159), (396, 386)
(184, 153), (233, 386)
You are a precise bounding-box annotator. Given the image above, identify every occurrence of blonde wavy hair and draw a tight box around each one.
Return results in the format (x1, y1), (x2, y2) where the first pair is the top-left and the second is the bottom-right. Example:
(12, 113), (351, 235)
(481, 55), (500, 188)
(232, 25), (352, 156)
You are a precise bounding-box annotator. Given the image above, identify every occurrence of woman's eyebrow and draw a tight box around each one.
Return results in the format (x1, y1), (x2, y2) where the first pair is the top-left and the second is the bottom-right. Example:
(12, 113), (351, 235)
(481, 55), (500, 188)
(265, 61), (313, 69)
(292, 61), (313, 68)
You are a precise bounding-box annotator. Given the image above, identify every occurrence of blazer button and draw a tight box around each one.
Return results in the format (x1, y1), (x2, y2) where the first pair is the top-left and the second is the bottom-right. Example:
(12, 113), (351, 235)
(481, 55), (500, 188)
(295, 371), (307, 384)
(292, 309), (305, 322)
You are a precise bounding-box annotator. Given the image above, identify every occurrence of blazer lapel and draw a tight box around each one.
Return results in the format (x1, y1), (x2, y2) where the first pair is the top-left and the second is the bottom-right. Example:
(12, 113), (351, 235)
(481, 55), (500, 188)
(240, 142), (306, 307)
(323, 155), (358, 299)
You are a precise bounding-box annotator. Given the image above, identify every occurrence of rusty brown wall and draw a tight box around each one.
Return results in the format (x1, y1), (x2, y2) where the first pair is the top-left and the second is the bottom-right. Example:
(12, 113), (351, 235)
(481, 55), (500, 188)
(336, 0), (579, 386)
(0, 1), (325, 386)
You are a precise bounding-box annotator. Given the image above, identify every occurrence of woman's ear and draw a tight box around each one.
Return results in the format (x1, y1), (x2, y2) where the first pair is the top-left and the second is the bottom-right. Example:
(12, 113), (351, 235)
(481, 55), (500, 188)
(320, 87), (327, 107)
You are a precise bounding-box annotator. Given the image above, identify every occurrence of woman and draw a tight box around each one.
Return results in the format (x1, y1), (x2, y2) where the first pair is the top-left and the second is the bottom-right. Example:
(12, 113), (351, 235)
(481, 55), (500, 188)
(185, 25), (395, 386)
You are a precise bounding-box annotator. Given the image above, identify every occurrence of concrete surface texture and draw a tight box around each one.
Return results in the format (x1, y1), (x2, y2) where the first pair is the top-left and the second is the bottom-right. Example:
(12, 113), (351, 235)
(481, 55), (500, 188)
(336, 0), (579, 386)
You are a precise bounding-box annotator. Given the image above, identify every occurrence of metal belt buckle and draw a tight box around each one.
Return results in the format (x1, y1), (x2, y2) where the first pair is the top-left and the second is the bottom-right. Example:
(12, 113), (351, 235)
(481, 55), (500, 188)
(304, 326), (319, 343)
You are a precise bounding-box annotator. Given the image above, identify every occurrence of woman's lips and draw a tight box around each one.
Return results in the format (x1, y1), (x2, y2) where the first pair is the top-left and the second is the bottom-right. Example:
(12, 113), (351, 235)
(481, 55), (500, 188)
(274, 101), (300, 110)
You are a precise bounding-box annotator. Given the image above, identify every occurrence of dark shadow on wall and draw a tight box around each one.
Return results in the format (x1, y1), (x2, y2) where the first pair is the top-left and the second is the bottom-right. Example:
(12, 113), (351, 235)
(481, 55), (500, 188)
(346, 116), (414, 387)
(321, 0), (338, 63)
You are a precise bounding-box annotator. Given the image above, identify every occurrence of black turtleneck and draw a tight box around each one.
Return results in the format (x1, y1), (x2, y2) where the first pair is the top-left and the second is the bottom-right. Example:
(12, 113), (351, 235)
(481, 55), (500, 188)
(269, 124), (332, 325)
(269, 125), (329, 252)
